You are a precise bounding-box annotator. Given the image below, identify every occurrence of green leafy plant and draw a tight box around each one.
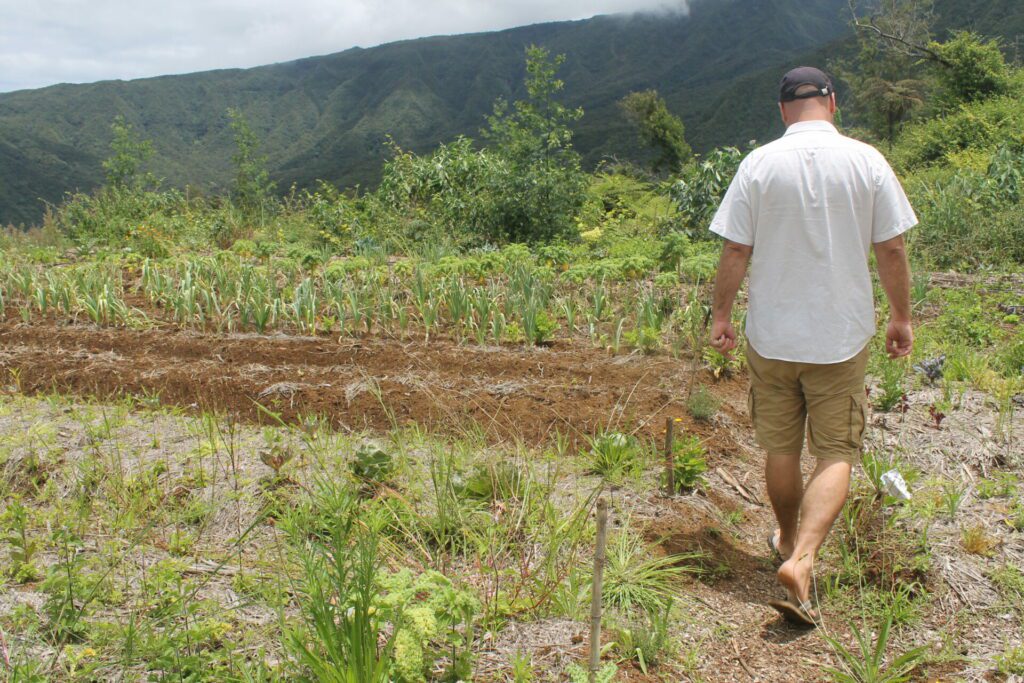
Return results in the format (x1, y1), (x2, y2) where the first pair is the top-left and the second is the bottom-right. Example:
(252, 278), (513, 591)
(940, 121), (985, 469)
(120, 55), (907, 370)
(2, 498), (39, 583)
(350, 444), (396, 495)
(665, 433), (708, 492)
(377, 569), (479, 682)
(566, 662), (617, 683)
(940, 481), (968, 519)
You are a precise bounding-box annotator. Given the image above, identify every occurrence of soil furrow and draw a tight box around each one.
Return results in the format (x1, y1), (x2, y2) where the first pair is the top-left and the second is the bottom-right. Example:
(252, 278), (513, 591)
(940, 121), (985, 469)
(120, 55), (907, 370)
(0, 321), (738, 445)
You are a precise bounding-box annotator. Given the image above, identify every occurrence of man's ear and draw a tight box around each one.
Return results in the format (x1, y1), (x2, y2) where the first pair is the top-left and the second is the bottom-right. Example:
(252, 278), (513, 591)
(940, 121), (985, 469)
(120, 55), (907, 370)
(779, 102), (787, 126)
(828, 93), (837, 114)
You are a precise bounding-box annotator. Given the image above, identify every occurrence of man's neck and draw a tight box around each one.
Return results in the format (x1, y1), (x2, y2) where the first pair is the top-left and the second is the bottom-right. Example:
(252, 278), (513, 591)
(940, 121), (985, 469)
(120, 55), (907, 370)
(788, 113), (833, 126)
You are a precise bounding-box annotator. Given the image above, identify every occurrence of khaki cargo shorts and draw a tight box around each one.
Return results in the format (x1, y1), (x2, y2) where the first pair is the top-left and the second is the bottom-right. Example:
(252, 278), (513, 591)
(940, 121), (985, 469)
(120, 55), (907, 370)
(746, 344), (869, 464)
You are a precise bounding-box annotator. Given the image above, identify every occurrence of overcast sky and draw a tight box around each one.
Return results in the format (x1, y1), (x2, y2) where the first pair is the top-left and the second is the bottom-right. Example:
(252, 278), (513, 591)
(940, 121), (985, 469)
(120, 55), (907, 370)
(0, 0), (686, 93)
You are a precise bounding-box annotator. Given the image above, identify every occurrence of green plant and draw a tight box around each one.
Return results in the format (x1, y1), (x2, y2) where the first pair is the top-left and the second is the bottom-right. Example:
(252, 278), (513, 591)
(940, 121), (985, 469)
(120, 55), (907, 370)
(624, 324), (660, 354)
(989, 564), (1024, 608)
(350, 444), (396, 495)
(940, 481), (968, 519)
(584, 431), (642, 480)
(510, 652), (534, 683)
(566, 662), (617, 683)
(2, 497), (39, 583)
(995, 644), (1024, 676)
(601, 524), (701, 614)
(285, 492), (394, 682)
(612, 599), (676, 673)
(822, 615), (929, 683)
(377, 569), (479, 682)
(977, 473), (1018, 499)
(686, 385), (720, 421)
(462, 461), (526, 502)
(875, 359), (908, 413)
(665, 433), (708, 492)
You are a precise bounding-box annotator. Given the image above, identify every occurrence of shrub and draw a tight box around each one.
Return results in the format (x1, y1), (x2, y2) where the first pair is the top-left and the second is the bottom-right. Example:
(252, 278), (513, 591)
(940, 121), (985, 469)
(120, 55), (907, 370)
(686, 386), (720, 422)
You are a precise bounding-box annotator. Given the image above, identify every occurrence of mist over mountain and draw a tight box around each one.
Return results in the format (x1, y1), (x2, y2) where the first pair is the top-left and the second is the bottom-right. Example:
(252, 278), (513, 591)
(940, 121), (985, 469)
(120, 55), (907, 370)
(0, 0), (1020, 226)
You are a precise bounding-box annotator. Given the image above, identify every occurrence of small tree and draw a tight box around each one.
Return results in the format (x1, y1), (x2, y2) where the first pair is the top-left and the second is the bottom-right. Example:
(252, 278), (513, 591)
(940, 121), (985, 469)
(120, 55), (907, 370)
(929, 31), (1010, 104)
(481, 45), (588, 243)
(102, 116), (154, 190)
(858, 76), (926, 147)
(228, 108), (276, 219)
(619, 90), (692, 173)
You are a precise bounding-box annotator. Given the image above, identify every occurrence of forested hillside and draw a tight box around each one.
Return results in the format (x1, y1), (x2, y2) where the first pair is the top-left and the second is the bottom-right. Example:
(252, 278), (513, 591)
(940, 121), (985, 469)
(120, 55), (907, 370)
(0, 0), (851, 225)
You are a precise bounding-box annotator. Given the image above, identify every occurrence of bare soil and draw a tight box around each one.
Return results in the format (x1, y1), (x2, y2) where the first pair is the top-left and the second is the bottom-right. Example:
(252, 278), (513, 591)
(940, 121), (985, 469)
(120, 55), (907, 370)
(0, 320), (728, 446)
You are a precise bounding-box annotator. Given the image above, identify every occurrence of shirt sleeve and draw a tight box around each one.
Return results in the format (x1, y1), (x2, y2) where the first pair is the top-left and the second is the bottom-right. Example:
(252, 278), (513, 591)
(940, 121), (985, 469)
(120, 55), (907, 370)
(708, 162), (754, 246)
(872, 164), (918, 243)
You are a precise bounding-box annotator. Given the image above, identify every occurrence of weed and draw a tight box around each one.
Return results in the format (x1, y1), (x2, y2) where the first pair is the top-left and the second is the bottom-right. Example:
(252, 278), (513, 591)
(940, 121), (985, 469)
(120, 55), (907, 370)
(625, 324), (661, 354)
(961, 524), (998, 556)
(940, 481), (968, 519)
(584, 430), (642, 480)
(664, 433), (709, 492)
(822, 614), (929, 683)
(686, 385), (720, 421)
(601, 523), (702, 614)
(989, 564), (1024, 608)
(258, 427), (295, 476)
(995, 644), (1024, 676)
(875, 359), (908, 413)
(612, 599), (677, 673)
(1009, 501), (1024, 531)
(462, 461), (526, 502)
(350, 444), (395, 495)
(977, 472), (1018, 499)
(285, 492), (394, 682)
(510, 652), (534, 683)
(2, 497), (39, 583)
(566, 662), (617, 683)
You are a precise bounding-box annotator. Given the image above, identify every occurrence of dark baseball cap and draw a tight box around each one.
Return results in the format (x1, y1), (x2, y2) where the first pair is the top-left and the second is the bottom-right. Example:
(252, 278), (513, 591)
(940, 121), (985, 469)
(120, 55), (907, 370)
(779, 66), (834, 102)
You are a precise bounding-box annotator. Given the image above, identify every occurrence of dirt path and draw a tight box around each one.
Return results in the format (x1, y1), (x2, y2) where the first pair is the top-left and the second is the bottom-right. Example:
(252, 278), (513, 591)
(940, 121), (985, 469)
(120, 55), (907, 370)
(0, 321), (722, 445)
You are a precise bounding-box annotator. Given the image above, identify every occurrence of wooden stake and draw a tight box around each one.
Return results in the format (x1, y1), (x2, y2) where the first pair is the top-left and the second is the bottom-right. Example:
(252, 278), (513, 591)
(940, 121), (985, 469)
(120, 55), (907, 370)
(588, 497), (609, 683)
(664, 417), (675, 496)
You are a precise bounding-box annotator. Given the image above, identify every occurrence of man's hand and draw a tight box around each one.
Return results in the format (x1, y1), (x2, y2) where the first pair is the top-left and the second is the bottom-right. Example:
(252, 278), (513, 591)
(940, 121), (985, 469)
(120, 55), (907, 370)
(710, 318), (738, 358)
(709, 239), (752, 359)
(885, 319), (913, 359)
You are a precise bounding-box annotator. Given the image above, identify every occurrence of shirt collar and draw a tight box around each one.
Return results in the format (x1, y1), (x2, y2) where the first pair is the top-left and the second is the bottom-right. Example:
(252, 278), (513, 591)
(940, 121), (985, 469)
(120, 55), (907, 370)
(783, 120), (839, 136)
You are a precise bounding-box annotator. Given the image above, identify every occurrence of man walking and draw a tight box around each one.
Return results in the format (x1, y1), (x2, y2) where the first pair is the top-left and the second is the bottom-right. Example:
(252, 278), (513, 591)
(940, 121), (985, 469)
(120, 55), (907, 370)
(707, 67), (916, 625)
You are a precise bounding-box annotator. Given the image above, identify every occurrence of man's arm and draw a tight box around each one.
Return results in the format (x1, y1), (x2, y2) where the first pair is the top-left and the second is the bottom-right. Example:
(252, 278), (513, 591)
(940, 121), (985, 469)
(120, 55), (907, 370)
(873, 234), (913, 359)
(709, 239), (753, 357)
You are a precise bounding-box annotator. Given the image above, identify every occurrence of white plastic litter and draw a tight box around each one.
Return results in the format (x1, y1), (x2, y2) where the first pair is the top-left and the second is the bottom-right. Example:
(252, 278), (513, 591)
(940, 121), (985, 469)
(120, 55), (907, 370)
(880, 469), (911, 501)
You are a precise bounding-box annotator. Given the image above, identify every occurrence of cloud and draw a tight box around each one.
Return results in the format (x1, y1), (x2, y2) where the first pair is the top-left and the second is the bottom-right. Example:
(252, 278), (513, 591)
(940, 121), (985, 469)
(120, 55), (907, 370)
(0, 0), (688, 93)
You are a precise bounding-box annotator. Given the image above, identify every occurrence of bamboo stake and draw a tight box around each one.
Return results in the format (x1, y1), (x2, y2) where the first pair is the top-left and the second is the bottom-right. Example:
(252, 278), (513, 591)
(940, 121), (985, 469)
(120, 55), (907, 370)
(664, 417), (675, 496)
(588, 497), (609, 683)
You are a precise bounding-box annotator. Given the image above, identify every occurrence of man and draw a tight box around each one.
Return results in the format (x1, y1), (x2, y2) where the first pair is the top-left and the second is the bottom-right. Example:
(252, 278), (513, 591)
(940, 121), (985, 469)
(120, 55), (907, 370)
(707, 67), (916, 626)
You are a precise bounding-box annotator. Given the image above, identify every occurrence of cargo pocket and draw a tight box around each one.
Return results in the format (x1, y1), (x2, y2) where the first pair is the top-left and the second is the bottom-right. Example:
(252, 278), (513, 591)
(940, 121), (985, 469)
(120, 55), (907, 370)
(848, 395), (867, 449)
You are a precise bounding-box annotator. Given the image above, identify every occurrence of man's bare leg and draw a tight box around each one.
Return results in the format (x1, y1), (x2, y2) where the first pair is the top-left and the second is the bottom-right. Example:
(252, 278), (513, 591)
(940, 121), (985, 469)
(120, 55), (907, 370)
(765, 452), (803, 559)
(777, 458), (852, 610)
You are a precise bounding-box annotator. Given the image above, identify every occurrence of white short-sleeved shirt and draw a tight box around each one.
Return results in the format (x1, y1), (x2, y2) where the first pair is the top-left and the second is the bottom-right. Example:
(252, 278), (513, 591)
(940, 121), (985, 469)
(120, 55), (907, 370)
(709, 120), (917, 364)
